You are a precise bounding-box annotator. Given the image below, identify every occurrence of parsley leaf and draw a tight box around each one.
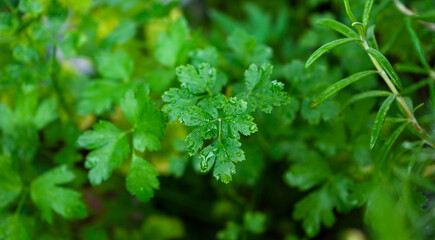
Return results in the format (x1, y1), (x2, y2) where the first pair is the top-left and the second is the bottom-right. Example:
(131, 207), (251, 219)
(197, 94), (226, 118)
(126, 155), (159, 202)
(77, 81), (132, 115)
(179, 98), (257, 183)
(244, 211), (267, 234)
(220, 98), (258, 139)
(0, 161), (22, 209)
(301, 100), (339, 124)
(96, 50), (133, 81)
(293, 176), (357, 237)
(155, 18), (190, 68)
(161, 62), (291, 183)
(0, 214), (29, 240)
(190, 46), (220, 67)
(78, 50), (134, 115)
(284, 154), (331, 191)
(180, 106), (217, 154)
(162, 63), (226, 121)
(18, 0), (44, 15)
(217, 221), (241, 240)
(30, 165), (87, 223)
(33, 98), (57, 130)
(176, 63), (217, 95)
(180, 97), (257, 155)
(162, 88), (198, 122)
(102, 19), (137, 46)
(120, 86), (166, 152)
(78, 84), (164, 201)
(78, 121), (130, 185)
(200, 138), (245, 183)
(0, 93), (57, 162)
(241, 64), (290, 113)
(227, 29), (272, 65)
(293, 186), (335, 237)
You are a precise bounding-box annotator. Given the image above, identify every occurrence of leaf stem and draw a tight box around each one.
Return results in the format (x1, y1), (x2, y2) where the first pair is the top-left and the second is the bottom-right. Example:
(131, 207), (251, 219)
(12, 189), (28, 225)
(218, 118), (222, 142)
(51, 45), (76, 123)
(2, 0), (18, 17)
(393, 0), (435, 31)
(362, 40), (435, 148)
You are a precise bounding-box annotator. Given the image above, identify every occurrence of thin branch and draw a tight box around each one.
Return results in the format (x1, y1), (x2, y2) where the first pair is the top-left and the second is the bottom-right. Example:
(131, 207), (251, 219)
(393, 0), (435, 31)
(362, 40), (435, 149)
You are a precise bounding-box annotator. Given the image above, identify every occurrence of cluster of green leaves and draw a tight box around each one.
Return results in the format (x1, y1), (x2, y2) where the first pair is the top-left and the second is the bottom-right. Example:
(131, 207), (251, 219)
(0, 0), (178, 238)
(78, 85), (164, 201)
(306, 0), (434, 150)
(162, 63), (288, 183)
(217, 211), (267, 240)
(290, 0), (435, 238)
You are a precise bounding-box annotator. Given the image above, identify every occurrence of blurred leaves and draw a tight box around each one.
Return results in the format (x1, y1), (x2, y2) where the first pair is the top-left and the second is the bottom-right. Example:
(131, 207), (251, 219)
(30, 166), (87, 223)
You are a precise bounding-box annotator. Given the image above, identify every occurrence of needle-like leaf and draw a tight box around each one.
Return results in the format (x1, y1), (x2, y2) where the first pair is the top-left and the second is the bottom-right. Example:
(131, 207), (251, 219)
(405, 18), (431, 71)
(316, 19), (359, 38)
(370, 94), (398, 149)
(343, 0), (358, 22)
(311, 70), (377, 108)
(362, 0), (374, 29)
(367, 48), (403, 89)
(306, 38), (361, 69)
(366, 25), (379, 50)
(341, 90), (392, 110)
(377, 122), (409, 162)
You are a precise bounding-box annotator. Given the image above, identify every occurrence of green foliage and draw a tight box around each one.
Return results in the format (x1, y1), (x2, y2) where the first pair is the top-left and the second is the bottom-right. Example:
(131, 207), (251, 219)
(164, 63), (287, 183)
(120, 87), (165, 152)
(217, 211), (267, 240)
(126, 155), (159, 202)
(0, 161), (22, 208)
(96, 50), (133, 81)
(405, 18), (431, 71)
(366, 48), (403, 89)
(316, 19), (359, 38)
(79, 85), (165, 197)
(30, 166), (87, 223)
(342, 90), (391, 110)
(370, 94), (398, 149)
(155, 18), (190, 68)
(227, 29), (272, 66)
(78, 120), (130, 185)
(77, 49), (135, 115)
(305, 38), (360, 69)
(311, 70), (377, 108)
(241, 64), (290, 113)
(362, 0), (374, 29)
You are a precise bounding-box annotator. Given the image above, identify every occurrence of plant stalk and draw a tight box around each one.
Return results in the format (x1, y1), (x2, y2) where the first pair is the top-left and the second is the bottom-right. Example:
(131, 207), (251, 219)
(393, 0), (435, 31)
(362, 41), (435, 149)
(12, 189), (28, 225)
(51, 45), (76, 124)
